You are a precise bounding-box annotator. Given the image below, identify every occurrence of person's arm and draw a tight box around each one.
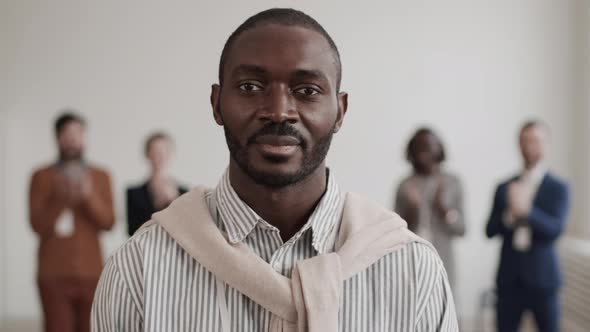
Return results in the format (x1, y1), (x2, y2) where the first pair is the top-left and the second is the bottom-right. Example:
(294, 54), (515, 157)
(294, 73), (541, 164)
(91, 257), (143, 331)
(29, 170), (67, 238)
(414, 246), (459, 331)
(526, 182), (569, 241)
(395, 183), (420, 232)
(81, 170), (115, 230)
(436, 176), (465, 236)
(485, 185), (509, 238)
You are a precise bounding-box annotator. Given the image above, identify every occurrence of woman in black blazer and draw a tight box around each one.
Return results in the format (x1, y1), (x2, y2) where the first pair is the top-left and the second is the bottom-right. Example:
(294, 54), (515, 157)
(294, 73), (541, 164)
(127, 132), (187, 236)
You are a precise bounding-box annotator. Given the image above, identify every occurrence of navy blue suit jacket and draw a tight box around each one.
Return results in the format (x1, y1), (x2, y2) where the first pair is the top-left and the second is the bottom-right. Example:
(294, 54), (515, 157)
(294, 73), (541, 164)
(486, 172), (570, 291)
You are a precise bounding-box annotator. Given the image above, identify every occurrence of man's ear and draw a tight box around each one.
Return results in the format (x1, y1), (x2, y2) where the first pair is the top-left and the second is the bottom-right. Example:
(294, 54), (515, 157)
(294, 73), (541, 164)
(211, 84), (223, 126)
(333, 91), (348, 133)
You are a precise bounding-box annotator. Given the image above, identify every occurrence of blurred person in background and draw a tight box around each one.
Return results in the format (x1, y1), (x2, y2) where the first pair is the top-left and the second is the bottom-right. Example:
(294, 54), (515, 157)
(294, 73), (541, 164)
(28, 111), (115, 332)
(486, 120), (570, 332)
(395, 127), (465, 289)
(126, 132), (187, 236)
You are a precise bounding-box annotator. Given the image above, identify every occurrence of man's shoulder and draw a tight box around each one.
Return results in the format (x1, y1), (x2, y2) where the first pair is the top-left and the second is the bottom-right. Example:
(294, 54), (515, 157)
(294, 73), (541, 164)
(107, 222), (168, 264)
(377, 240), (444, 274)
(119, 187), (216, 254)
(500, 174), (519, 186)
(87, 163), (111, 178)
(396, 175), (414, 188)
(31, 164), (55, 177)
(442, 172), (461, 184)
(491, 175), (518, 194)
(370, 241), (448, 296)
(398, 240), (442, 261)
(98, 224), (167, 304)
(545, 172), (568, 190)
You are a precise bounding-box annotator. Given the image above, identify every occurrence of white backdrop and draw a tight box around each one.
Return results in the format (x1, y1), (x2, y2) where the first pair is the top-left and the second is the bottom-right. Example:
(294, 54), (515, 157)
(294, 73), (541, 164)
(1, 0), (585, 324)
(576, 0), (590, 243)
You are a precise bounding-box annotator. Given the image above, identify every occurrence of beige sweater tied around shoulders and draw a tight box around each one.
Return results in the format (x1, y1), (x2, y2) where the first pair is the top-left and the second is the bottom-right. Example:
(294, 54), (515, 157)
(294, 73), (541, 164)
(151, 187), (431, 332)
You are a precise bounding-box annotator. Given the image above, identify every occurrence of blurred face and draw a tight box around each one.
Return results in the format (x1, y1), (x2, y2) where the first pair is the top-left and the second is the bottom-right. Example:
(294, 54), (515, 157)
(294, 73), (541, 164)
(411, 132), (441, 175)
(57, 121), (85, 161)
(146, 138), (173, 174)
(519, 125), (546, 169)
(211, 24), (347, 188)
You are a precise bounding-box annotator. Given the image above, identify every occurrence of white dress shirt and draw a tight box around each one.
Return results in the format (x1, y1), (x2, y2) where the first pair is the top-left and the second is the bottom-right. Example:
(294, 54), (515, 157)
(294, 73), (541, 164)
(505, 162), (547, 251)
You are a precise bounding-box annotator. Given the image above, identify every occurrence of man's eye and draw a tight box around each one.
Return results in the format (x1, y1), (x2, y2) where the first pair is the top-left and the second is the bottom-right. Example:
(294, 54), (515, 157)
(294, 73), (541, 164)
(239, 83), (262, 92)
(295, 87), (319, 96)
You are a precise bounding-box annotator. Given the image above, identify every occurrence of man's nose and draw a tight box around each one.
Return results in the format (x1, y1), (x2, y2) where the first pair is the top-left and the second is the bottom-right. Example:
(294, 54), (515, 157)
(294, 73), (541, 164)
(259, 86), (298, 123)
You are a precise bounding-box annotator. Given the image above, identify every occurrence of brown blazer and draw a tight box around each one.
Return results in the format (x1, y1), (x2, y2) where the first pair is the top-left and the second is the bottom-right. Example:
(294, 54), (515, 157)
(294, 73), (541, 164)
(29, 164), (115, 280)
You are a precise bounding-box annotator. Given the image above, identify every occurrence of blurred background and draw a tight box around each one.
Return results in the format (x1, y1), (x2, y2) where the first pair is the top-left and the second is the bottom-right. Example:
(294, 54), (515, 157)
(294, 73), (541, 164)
(1, 0), (589, 331)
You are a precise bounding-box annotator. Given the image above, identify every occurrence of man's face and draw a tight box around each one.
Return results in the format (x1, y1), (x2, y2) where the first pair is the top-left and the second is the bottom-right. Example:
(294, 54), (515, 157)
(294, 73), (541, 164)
(57, 121), (85, 161)
(147, 138), (173, 173)
(411, 132), (441, 174)
(211, 24), (347, 187)
(519, 125), (546, 168)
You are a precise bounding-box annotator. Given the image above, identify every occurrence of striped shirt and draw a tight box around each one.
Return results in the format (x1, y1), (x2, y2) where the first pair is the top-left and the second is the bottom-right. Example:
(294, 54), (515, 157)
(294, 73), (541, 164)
(91, 170), (458, 331)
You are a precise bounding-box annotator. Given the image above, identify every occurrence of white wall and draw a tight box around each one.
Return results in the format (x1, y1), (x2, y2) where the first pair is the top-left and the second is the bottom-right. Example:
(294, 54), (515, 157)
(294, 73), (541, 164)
(584, 1), (590, 238)
(0, 1), (16, 323)
(574, 0), (590, 239)
(567, 0), (589, 240)
(0, 112), (7, 323)
(0, 0), (581, 323)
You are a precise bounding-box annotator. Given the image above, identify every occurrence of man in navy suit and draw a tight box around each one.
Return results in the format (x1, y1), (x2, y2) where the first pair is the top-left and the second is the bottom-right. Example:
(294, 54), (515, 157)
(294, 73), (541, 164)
(486, 120), (570, 332)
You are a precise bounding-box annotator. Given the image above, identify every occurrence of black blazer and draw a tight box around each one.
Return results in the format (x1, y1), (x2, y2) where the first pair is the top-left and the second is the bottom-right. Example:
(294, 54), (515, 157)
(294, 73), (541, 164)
(485, 172), (570, 290)
(126, 181), (188, 236)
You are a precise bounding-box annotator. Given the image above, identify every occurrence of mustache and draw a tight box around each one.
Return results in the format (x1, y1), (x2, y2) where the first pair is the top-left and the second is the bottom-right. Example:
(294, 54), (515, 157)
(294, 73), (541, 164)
(247, 122), (307, 148)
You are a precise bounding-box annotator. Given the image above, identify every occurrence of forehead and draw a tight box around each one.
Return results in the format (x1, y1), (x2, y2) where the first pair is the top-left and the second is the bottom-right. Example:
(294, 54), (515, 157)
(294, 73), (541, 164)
(224, 24), (338, 84)
(415, 132), (438, 146)
(60, 121), (84, 134)
(150, 137), (171, 148)
(521, 126), (546, 139)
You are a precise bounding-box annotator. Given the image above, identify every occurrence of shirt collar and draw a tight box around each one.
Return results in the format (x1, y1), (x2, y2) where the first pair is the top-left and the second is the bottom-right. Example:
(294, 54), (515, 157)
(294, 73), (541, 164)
(55, 158), (87, 168)
(213, 168), (343, 254)
(522, 162), (547, 187)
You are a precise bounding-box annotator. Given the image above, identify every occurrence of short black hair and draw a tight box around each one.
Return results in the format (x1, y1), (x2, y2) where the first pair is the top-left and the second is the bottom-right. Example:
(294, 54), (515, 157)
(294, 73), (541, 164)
(144, 131), (173, 156)
(218, 8), (342, 91)
(405, 127), (446, 163)
(54, 111), (85, 136)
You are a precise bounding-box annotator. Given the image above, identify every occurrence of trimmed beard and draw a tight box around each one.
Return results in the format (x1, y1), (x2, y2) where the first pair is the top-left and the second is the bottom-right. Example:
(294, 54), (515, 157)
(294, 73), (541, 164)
(223, 117), (335, 188)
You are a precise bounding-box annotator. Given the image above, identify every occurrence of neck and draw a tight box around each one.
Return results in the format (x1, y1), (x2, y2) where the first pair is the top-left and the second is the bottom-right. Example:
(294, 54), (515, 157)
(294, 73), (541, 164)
(59, 155), (82, 164)
(150, 169), (169, 180)
(524, 160), (542, 171)
(228, 162), (328, 242)
(414, 165), (439, 176)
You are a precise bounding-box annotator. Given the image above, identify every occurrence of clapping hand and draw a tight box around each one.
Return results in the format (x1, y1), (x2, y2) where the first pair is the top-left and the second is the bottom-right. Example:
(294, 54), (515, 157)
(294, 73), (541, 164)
(508, 181), (531, 220)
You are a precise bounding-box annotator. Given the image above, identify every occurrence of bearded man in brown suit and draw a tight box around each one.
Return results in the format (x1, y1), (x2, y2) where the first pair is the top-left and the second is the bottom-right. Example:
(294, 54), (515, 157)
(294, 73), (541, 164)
(29, 111), (115, 332)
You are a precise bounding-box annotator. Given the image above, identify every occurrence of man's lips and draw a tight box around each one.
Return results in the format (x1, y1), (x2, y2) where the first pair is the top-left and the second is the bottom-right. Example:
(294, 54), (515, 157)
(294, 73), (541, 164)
(253, 135), (301, 146)
(252, 135), (301, 157)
